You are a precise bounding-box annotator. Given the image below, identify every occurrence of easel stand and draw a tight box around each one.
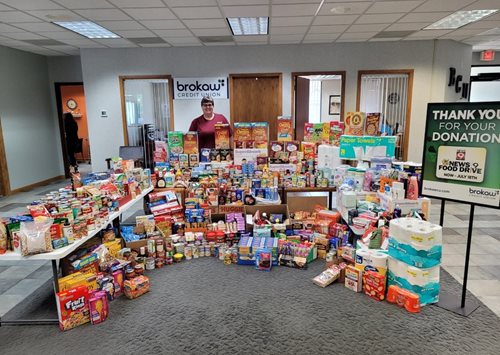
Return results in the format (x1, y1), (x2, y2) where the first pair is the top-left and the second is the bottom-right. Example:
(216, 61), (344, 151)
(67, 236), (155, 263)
(436, 199), (480, 317)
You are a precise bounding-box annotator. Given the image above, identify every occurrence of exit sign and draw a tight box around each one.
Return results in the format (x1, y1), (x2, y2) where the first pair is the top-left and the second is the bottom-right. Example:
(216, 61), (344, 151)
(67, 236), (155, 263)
(480, 50), (495, 61)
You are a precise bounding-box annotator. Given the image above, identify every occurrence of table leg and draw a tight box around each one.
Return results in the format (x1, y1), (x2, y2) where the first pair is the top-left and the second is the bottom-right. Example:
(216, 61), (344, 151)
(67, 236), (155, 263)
(52, 260), (59, 293)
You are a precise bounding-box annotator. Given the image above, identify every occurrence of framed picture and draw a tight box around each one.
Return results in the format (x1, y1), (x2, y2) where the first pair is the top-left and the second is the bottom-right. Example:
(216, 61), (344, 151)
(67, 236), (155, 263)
(329, 95), (341, 115)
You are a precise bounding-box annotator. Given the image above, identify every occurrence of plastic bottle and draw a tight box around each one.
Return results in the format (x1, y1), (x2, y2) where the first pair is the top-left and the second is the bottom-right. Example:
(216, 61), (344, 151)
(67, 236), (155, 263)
(407, 175), (419, 200)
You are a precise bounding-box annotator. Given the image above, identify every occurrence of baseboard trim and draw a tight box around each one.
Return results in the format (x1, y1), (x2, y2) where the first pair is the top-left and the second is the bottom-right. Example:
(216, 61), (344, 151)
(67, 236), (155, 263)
(9, 175), (66, 195)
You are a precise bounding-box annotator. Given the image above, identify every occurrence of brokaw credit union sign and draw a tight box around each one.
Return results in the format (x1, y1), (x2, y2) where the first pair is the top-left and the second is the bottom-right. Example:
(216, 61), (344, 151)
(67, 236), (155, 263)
(173, 77), (228, 99)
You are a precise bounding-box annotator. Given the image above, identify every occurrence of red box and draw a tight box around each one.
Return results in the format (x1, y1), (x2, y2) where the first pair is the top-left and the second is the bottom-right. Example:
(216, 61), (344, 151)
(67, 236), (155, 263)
(56, 285), (90, 331)
(363, 271), (386, 301)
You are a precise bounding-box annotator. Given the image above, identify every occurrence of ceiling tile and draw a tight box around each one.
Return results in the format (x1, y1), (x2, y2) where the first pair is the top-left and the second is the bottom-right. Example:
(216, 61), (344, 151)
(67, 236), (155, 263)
(346, 23), (390, 33)
(94, 38), (138, 47)
(122, 8), (176, 20)
(414, 0), (477, 12)
(74, 9), (132, 21)
(183, 19), (227, 29)
(38, 31), (84, 40)
(273, 0), (321, 3)
(308, 25), (349, 33)
(53, 0), (115, 9)
(223, 5), (269, 17)
(384, 22), (428, 31)
(165, 36), (201, 44)
(165, 0), (218, 6)
(366, 1), (423, 14)
(140, 20), (185, 29)
(220, 0), (268, 4)
(271, 16), (313, 27)
(139, 43), (171, 47)
(408, 30), (453, 38)
(270, 34), (304, 41)
(153, 29), (191, 37)
(191, 28), (231, 36)
(356, 13), (405, 24)
(109, 0), (165, 7)
(270, 39), (301, 44)
(463, 20), (500, 30)
(303, 33), (339, 41)
(234, 35), (268, 42)
(270, 26), (308, 35)
(0, 0), (63, 10)
(369, 37), (403, 42)
(0, 11), (42, 23)
(338, 31), (374, 40)
(96, 20), (145, 30)
(0, 4), (13, 11)
(172, 7), (222, 19)
(450, 28), (489, 36)
(313, 15), (359, 25)
(58, 38), (100, 45)
(319, 2), (372, 15)
(461, 0), (500, 11)
(115, 29), (156, 38)
(44, 44), (78, 51)
(439, 34), (472, 40)
(272, 4), (319, 17)
(4, 32), (47, 40)
(398, 12), (449, 23)
(25, 10), (84, 21)
(14, 22), (63, 32)
(0, 23), (24, 32)
(204, 42), (235, 46)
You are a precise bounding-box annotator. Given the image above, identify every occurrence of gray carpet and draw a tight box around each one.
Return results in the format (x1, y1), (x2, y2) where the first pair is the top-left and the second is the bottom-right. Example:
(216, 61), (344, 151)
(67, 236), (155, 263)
(1, 259), (499, 355)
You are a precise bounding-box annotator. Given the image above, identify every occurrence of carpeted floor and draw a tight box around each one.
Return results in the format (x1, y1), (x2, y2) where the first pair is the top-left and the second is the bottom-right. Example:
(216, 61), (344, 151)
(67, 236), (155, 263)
(1, 259), (499, 355)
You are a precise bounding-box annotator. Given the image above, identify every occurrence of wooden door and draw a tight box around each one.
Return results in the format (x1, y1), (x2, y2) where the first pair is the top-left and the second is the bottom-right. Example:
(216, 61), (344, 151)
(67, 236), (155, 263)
(294, 76), (310, 141)
(229, 73), (282, 141)
(0, 116), (10, 196)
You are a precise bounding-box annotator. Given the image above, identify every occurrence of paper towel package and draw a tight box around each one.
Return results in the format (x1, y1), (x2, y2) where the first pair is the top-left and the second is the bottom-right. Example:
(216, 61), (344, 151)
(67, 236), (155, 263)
(355, 249), (388, 275)
(317, 144), (341, 170)
(388, 218), (442, 268)
(387, 256), (440, 305)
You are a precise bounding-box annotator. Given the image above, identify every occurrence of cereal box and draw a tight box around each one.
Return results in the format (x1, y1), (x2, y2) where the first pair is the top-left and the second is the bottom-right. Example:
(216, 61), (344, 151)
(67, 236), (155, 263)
(344, 112), (365, 136)
(269, 141), (285, 163)
(167, 131), (184, 155)
(252, 122), (269, 149)
(285, 141), (300, 163)
(364, 112), (381, 136)
(304, 123), (328, 143)
(215, 124), (231, 149)
(301, 142), (317, 159)
(234, 122), (253, 148)
(56, 285), (90, 331)
(329, 121), (344, 146)
(277, 116), (293, 141)
(183, 131), (199, 154)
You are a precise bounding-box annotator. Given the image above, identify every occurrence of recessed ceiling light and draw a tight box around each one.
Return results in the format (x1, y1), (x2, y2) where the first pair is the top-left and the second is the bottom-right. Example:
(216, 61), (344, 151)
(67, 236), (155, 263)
(330, 6), (352, 15)
(424, 9), (498, 30)
(53, 21), (120, 39)
(227, 17), (268, 36)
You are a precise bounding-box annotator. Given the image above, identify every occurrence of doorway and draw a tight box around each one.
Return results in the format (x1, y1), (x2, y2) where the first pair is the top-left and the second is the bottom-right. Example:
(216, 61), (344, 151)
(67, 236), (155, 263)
(0, 116), (10, 196)
(229, 73), (282, 141)
(292, 72), (346, 141)
(55, 82), (91, 178)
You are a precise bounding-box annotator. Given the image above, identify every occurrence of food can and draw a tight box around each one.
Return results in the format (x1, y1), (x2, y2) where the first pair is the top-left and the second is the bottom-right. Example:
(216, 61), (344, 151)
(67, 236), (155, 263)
(185, 245), (193, 260)
(145, 257), (155, 270)
(147, 239), (156, 254)
(204, 244), (211, 257)
(193, 245), (199, 259)
(219, 245), (226, 261)
(198, 244), (205, 257)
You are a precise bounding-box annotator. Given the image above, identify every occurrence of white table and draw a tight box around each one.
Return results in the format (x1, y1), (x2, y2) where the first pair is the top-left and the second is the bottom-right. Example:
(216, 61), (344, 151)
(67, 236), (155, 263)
(0, 186), (152, 326)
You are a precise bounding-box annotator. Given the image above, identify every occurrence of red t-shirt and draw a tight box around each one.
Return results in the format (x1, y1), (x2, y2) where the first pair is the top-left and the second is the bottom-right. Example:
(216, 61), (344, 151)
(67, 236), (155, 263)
(189, 113), (231, 149)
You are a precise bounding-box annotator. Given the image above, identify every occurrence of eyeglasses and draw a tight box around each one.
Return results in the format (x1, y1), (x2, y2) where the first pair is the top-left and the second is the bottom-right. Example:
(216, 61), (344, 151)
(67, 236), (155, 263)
(202, 103), (213, 107)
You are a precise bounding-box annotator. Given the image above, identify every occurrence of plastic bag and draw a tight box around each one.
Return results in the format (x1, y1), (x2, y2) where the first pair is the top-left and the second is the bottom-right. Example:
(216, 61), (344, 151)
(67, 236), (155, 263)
(20, 218), (53, 256)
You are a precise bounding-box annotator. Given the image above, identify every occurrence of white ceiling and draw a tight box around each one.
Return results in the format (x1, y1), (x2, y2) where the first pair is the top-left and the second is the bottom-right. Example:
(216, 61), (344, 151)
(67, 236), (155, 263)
(0, 0), (499, 56)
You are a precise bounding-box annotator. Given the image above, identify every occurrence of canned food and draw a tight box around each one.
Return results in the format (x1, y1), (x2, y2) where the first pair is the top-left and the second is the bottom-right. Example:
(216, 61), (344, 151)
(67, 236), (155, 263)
(145, 257), (155, 270)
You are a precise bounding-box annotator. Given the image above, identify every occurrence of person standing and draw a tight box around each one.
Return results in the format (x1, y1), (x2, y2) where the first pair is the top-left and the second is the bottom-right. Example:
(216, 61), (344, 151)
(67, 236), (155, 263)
(63, 112), (79, 171)
(189, 96), (231, 150)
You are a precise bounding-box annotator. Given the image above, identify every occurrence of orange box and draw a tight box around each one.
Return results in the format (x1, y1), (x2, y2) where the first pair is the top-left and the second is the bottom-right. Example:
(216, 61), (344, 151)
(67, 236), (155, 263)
(214, 124), (231, 149)
(234, 123), (253, 148)
(252, 122), (269, 149)
(277, 116), (293, 141)
(183, 132), (199, 154)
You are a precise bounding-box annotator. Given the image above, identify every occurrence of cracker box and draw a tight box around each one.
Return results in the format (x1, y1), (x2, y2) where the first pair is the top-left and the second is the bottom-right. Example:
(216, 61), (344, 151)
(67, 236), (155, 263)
(363, 270), (386, 301)
(344, 112), (365, 136)
(252, 122), (269, 149)
(183, 131), (199, 154)
(364, 113), (381, 136)
(277, 116), (293, 141)
(167, 131), (184, 155)
(234, 122), (253, 148)
(329, 121), (344, 146)
(56, 285), (90, 331)
(345, 265), (363, 292)
(215, 124), (231, 149)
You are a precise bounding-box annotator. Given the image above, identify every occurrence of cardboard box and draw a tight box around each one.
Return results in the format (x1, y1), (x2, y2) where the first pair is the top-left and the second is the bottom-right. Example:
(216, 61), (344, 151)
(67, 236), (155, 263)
(244, 204), (289, 231)
(287, 195), (328, 214)
(215, 124), (231, 149)
(183, 131), (199, 154)
(234, 122), (253, 148)
(277, 116), (293, 141)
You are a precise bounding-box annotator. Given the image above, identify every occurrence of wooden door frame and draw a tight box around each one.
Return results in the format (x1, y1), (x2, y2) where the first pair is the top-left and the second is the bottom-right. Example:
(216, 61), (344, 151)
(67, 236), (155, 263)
(291, 71), (346, 140)
(356, 69), (414, 161)
(229, 72), (283, 129)
(55, 82), (84, 178)
(0, 115), (11, 195)
(119, 75), (175, 146)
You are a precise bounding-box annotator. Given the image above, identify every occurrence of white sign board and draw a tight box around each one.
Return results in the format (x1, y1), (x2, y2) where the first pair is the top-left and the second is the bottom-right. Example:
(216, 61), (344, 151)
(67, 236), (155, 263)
(173, 77), (228, 100)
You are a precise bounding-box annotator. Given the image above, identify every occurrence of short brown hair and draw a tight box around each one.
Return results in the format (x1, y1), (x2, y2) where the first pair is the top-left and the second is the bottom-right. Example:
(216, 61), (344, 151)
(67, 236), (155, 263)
(201, 96), (214, 106)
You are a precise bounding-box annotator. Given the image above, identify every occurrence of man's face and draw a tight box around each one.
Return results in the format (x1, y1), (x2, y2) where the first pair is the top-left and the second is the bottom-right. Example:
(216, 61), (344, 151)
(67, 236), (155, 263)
(202, 102), (213, 116)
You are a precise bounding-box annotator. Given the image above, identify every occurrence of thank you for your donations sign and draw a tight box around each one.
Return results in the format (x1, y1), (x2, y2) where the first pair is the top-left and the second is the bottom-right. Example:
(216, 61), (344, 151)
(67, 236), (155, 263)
(173, 77), (228, 99)
(422, 102), (500, 208)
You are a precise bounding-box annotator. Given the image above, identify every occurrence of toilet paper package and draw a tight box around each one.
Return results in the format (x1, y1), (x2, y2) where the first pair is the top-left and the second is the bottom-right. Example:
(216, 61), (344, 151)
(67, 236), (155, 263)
(389, 218), (442, 268)
(317, 145), (341, 170)
(387, 256), (440, 305)
(355, 249), (388, 275)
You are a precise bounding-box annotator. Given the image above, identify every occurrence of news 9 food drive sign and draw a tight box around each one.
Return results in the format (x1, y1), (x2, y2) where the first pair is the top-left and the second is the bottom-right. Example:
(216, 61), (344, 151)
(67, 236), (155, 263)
(422, 102), (500, 208)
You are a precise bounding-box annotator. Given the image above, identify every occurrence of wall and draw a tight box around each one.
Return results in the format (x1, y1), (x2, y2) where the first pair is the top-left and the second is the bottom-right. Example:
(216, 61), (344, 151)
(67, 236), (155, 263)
(472, 51), (500, 65)
(60, 85), (90, 160)
(0, 45), (62, 190)
(321, 79), (342, 123)
(80, 40), (469, 169)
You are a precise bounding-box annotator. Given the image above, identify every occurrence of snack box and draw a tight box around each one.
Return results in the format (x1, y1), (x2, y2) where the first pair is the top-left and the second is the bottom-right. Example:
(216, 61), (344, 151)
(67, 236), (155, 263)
(234, 122), (253, 148)
(252, 122), (269, 149)
(167, 131), (184, 155)
(363, 270), (386, 301)
(183, 131), (199, 154)
(345, 265), (363, 292)
(124, 275), (150, 299)
(89, 290), (109, 325)
(56, 285), (90, 331)
(215, 124), (231, 149)
(277, 116), (293, 141)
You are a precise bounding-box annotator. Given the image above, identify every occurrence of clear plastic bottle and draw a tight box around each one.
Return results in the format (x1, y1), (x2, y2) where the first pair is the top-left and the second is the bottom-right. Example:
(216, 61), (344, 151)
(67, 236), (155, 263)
(407, 175), (419, 200)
